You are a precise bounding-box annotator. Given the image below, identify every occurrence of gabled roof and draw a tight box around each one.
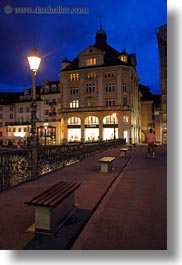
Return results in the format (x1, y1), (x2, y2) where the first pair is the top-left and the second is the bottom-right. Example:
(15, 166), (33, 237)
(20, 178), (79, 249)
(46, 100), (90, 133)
(0, 92), (21, 105)
(61, 29), (137, 72)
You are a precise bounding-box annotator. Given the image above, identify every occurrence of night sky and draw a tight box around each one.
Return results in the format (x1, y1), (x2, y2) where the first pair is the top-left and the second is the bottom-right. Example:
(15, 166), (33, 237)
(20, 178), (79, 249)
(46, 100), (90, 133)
(0, 0), (167, 94)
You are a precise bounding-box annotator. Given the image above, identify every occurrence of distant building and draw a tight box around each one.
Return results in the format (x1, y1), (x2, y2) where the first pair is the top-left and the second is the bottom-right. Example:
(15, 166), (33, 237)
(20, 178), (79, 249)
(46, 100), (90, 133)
(157, 24), (167, 144)
(0, 92), (20, 145)
(139, 84), (162, 143)
(59, 26), (140, 143)
(4, 80), (61, 145)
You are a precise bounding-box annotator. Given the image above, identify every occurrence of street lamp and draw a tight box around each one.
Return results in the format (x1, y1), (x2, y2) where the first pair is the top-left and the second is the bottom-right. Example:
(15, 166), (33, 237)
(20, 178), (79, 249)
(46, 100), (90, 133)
(27, 48), (41, 146)
(44, 123), (48, 145)
(112, 113), (116, 143)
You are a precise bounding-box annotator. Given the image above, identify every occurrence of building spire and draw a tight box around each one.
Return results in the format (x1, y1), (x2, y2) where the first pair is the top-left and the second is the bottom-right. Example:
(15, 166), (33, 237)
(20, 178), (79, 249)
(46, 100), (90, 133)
(99, 16), (102, 30)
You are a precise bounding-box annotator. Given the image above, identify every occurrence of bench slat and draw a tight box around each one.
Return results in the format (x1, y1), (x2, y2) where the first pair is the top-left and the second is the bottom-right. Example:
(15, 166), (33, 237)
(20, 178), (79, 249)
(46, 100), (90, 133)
(41, 183), (80, 207)
(31, 182), (72, 205)
(98, 157), (115, 163)
(26, 181), (68, 205)
(25, 181), (65, 205)
(49, 183), (80, 207)
(25, 181), (80, 208)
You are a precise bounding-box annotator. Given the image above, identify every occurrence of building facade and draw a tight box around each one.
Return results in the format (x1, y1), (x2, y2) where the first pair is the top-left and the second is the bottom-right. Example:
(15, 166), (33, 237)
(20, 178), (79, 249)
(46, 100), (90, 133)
(157, 24), (167, 144)
(59, 27), (140, 144)
(139, 84), (162, 143)
(0, 93), (20, 145)
(4, 81), (62, 145)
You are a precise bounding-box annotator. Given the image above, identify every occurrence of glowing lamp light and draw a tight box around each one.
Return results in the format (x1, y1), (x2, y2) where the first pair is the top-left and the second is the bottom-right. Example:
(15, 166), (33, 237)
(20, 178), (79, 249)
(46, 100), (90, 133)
(27, 48), (41, 72)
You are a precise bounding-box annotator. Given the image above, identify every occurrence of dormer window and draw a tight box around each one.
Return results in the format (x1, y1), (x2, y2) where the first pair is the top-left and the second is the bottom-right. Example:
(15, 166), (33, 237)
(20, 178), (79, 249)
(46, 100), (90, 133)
(120, 54), (127, 62)
(119, 48), (128, 63)
(86, 58), (97, 66)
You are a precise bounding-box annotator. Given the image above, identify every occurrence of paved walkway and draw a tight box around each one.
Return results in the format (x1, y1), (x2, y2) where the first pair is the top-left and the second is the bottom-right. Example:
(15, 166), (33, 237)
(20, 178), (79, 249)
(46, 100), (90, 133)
(0, 144), (167, 250)
(72, 144), (167, 250)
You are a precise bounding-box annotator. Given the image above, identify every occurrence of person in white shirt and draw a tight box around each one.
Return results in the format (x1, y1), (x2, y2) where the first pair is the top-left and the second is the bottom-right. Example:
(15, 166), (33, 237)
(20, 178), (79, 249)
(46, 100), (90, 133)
(146, 129), (156, 159)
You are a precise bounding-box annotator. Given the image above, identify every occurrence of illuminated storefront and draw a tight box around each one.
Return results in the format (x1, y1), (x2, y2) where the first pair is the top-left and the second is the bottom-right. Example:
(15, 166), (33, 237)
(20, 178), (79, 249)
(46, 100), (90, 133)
(84, 116), (99, 141)
(67, 117), (81, 142)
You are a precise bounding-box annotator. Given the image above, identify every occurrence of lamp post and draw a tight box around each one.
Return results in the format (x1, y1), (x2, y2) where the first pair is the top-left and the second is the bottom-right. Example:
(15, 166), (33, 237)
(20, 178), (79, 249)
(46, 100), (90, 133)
(44, 123), (48, 145)
(27, 48), (41, 146)
(112, 113), (116, 144)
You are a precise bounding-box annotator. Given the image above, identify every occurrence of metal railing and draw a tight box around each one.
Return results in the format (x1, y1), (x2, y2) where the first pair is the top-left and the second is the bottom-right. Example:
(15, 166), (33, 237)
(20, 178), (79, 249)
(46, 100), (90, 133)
(0, 139), (125, 191)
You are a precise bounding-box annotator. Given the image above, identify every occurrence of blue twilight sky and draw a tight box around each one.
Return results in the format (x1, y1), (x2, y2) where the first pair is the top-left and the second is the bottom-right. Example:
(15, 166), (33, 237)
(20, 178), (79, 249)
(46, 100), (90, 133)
(0, 0), (167, 94)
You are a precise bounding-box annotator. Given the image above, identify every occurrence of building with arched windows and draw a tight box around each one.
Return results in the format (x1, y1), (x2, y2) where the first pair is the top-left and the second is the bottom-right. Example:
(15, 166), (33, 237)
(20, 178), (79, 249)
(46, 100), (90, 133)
(59, 26), (141, 143)
(2, 27), (163, 146)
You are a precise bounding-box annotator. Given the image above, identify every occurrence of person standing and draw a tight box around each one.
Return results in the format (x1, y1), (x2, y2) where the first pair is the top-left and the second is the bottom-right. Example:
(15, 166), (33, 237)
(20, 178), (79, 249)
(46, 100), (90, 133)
(146, 129), (156, 159)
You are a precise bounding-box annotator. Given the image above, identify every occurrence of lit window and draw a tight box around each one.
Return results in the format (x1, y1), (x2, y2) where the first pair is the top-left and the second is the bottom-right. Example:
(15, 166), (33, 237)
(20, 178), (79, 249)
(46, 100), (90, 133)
(103, 115), (116, 124)
(69, 73), (79, 81)
(68, 117), (81, 125)
(123, 116), (129, 123)
(86, 58), (97, 66)
(87, 71), (96, 79)
(120, 55), (128, 62)
(85, 116), (99, 124)
(70, 100), (79, 108)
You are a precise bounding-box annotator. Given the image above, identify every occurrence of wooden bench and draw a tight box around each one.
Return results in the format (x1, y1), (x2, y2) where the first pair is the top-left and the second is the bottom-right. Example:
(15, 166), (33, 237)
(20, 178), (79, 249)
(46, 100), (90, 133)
(98, 156), (115, 173)
(120, 148), (128, 157)
(127, 145), (133, 151)
(25, 181), (80, 234)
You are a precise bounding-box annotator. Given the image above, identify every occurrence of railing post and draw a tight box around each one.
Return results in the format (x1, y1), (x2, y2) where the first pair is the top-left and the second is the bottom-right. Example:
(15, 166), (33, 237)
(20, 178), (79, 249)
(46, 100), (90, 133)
(31, 146), (38, 180)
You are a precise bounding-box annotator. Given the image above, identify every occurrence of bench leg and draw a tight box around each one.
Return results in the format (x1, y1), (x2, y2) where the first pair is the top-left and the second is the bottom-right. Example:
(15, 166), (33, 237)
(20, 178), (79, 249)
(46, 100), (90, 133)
(100, 162), (113, 173)
(120, 151), (126, 157)
(35, 193), (74, 233)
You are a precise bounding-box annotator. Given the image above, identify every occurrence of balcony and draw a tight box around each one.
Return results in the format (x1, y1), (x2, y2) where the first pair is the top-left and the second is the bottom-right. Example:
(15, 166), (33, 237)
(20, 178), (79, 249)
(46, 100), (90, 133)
(49, 101), (57, 106)
(58, 105), (134, 114)
(5, 121), (31, 126)
(49, 112), (57, 116)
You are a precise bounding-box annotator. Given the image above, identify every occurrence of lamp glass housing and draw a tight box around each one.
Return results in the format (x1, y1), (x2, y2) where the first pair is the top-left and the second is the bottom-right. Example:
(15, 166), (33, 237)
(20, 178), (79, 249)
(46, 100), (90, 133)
(27, 56), (41, 71)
